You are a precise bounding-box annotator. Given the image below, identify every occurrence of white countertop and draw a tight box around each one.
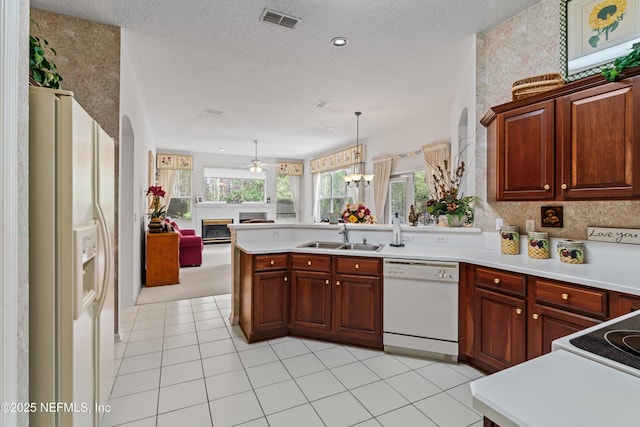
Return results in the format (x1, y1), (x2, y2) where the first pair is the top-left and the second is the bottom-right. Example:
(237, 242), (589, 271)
(234, 239), (640, 296)
(470, 349), (640, 427)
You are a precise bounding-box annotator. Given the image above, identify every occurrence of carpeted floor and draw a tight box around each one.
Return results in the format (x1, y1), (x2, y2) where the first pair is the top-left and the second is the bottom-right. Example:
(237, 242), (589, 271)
(135, 243), (232, 305)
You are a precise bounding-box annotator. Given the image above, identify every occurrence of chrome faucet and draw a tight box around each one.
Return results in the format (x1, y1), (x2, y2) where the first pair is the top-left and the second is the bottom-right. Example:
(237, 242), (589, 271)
(338, 223), (350, 243)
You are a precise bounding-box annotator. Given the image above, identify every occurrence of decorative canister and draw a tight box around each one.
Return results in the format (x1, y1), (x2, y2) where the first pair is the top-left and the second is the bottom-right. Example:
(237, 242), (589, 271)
(557, 240), (585, 264)
(500, 225), (520, 255)
(527, 232), (549, 259)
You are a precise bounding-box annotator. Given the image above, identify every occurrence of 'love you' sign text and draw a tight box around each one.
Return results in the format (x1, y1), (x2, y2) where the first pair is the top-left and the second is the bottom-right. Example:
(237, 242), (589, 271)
(587, 227), (640, 245)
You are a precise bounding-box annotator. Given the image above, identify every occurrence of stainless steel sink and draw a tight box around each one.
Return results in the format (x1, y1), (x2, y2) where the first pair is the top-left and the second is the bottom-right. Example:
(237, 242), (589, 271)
(339, 243), (384, 252)
(297, 241), (345, 249)
(296, 241), (384, 252)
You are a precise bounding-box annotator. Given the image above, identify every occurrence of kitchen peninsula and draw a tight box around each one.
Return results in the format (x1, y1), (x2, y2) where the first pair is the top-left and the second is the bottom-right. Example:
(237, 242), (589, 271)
(229, 222), (640, 425)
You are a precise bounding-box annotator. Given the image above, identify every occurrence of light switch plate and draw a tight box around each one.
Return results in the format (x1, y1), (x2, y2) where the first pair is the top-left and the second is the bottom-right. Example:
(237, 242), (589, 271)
(495, 217), (504, 230)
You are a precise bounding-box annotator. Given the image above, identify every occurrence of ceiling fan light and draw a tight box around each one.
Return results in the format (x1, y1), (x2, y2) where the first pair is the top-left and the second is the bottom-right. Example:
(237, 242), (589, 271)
(250, 165), (262, 173)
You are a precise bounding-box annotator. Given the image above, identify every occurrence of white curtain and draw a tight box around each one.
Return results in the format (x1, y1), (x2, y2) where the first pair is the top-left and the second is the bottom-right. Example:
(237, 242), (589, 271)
(422, 141), (451, 197)
(288, 175), (302, 222)
(157, 169), (177, 212)
(372, 158), (392, 224)
(312, 173), (320, 222)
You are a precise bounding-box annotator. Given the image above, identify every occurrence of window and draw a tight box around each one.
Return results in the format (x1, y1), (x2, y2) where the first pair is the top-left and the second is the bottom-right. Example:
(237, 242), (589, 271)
(276, 175), (296, 219)
(165, 170), (192, 220)
(203, 167), (266, 203)
(388, 170), (429, 223)
(316, 168), (353, 221)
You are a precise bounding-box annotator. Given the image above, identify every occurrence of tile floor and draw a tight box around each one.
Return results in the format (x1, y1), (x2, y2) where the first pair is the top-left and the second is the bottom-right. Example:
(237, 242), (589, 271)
(106, 294), (486, 427)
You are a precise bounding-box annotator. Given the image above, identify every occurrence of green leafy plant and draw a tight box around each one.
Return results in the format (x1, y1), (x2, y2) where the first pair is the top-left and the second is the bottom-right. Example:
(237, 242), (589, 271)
(29, 20), (62, 89)
(601, 44), (640, 82)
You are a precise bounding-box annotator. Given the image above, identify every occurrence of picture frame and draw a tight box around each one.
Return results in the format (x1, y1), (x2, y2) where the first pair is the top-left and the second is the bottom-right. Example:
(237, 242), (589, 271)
(561, 0), (640, 81)
(195, 195), (203, 204)
(541, 206), (564, 228)
(176, 155), (193, 170)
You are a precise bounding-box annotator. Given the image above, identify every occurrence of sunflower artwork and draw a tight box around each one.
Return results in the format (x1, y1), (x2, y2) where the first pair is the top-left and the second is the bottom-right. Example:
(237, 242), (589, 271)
(588, 0), (627, 48)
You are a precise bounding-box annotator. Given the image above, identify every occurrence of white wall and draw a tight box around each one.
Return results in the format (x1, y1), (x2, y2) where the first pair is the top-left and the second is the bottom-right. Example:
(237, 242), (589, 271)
(119, 33), (157, 308)
(450, 35), (477, 198)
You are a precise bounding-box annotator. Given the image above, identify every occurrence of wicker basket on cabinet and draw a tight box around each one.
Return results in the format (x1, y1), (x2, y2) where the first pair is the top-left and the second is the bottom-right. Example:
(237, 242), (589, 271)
(511, 73), (564, 100)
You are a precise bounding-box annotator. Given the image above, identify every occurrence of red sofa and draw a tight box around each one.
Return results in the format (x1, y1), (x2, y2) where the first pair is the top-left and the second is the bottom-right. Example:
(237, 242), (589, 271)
(169, 221), (203, 267)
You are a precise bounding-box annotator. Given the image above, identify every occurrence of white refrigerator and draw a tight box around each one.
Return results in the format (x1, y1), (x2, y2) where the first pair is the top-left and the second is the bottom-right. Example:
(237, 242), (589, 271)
(29, 86), (115, 427)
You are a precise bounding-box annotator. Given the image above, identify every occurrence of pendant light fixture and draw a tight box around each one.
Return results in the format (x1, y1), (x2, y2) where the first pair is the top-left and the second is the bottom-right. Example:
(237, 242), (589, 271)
(344, 111), (374, 187)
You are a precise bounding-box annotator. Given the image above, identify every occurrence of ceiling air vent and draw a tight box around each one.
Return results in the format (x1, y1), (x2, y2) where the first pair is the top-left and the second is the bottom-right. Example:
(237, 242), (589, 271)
(260, 9), (300, 29)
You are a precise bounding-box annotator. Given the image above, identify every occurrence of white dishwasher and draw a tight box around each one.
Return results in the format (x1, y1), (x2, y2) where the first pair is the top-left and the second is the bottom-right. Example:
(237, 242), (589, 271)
(383, 259), (459, 361)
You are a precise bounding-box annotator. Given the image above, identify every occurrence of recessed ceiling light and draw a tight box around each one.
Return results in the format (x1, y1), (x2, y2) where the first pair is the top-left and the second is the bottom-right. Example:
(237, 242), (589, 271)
(312, 100), (331, 109)
(219, 147), (225, 152)
(203, 108), (224, 116)
(331, 37), (348, 47)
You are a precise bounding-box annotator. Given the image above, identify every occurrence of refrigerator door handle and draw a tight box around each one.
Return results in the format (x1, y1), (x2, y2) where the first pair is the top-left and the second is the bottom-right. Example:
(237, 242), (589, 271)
(93, 201), (112, 315)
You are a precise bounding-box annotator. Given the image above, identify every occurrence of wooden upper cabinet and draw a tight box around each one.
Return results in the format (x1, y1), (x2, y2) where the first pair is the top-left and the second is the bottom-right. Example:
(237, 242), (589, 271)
(483, 68), (640, 201)
(557, 78), (640, 199)
(497, 100), (555, 200)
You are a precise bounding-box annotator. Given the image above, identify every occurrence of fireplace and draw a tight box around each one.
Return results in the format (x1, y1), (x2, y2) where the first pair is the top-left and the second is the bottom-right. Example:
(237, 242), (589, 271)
(201, 218), (233, 244)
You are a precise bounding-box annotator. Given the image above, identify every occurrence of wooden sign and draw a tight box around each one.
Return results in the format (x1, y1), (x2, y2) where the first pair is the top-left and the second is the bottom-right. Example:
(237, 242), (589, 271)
(587, 227), (640, 245)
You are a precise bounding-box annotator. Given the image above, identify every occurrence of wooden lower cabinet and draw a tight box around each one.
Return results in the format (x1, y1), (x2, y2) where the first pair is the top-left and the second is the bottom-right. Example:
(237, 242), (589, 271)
(239, 252), (289, 343)
(527, 302), (598, 359)
(463, 265), (608, 373)
(333, 273), (382, 345)
(252, 270), (289, 334)
(610, 292), (640, 317)
(239, 250), (382, 348)
(145, 232), (180, 286)
(289, 269), (332, 334)
(473, 287), (527, 372)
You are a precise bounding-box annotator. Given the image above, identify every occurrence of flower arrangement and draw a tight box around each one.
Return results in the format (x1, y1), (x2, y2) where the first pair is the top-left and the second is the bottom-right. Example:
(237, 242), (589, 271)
(147, 185), (166, 219)
(342, 204), (375, 224)
(425, 160), (478, 226)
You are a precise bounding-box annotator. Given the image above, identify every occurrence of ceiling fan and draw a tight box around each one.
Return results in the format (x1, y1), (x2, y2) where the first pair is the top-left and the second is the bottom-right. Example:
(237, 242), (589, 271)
(235, 140), (273, 172)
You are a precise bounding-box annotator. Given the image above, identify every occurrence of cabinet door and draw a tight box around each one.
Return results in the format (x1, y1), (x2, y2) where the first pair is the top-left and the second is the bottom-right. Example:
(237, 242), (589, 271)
(558, 80), (640, 198)
(253, 271), (289, 333)
(527, 302), (599, 360)
(497, 100), (555, 200)
(333, 274), (382, 346)
(289, 270), (332, 334)
(473, 288), (527, 372)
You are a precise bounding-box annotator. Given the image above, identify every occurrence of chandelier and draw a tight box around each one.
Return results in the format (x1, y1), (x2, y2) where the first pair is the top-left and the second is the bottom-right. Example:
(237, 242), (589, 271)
(343, 111), (374, 187)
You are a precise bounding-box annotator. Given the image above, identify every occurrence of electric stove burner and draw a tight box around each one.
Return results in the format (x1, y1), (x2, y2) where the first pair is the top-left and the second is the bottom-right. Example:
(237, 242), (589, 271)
(570, 314), (640, 371)
(604, 330), (640, 358)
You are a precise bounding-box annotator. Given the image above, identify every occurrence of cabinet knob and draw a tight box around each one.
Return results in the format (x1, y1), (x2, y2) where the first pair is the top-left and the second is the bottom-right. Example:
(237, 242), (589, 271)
(561, 293), (569, 300)
(561, 183), (568, 190)
(493, 278), (501, 284)
(270, 260), (275, 265)
(532, 313), (539, 320)
(515, 308), (523, 315)
(336, 281), (341, 286)
(325, 279), (329, 285)
(284, 277), (288, 282)
(307, 260), (312, 266)
(544, 184), (550, 190)
(355, 263), (360, 269)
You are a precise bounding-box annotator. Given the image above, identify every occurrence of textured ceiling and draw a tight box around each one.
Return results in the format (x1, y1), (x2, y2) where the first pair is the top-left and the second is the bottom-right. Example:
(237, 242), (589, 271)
(31, 0), (542, 160)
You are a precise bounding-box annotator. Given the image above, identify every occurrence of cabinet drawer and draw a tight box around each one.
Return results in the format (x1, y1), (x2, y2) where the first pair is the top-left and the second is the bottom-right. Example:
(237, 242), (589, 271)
(533, 278), (607, 318)
(475, 267), (526, 296)
(254, 254), (288, 271)
(335, 257), (381, 276)
(291, 253), (331, 272)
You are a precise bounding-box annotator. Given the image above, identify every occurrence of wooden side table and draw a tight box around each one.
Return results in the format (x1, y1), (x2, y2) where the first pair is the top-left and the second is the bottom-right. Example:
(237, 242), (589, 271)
(145, 232), (180, 286)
